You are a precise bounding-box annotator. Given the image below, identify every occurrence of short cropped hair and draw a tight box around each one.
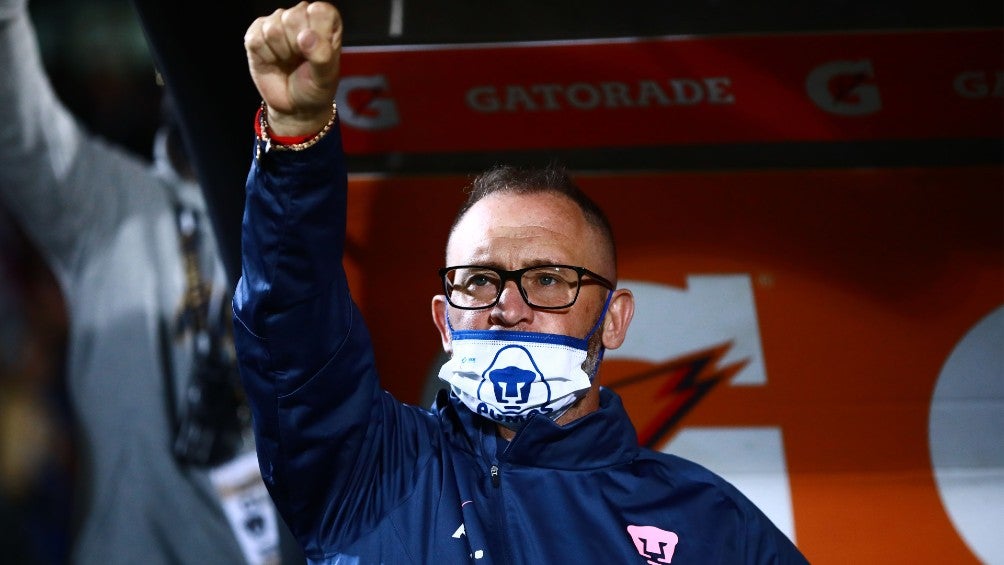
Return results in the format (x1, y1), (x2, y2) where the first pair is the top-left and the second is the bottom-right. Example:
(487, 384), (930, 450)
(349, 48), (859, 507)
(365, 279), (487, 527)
(450, 163), (617, 265)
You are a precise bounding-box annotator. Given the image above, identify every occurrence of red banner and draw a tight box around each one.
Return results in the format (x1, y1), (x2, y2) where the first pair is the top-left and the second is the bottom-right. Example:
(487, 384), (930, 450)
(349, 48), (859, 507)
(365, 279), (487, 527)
(336, 28), (1004, 154)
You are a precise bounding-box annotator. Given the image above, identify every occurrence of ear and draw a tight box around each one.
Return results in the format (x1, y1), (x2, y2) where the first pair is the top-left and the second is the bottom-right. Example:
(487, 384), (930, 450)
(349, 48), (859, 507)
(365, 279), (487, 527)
(431, 295), (453, 354)
(601, 288), (635, 350)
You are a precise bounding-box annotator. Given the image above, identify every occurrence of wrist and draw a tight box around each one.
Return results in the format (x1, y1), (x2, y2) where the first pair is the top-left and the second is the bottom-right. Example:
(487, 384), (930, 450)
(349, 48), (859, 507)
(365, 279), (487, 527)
(255, 101), (337, 153)
(264, 104), (334, 138)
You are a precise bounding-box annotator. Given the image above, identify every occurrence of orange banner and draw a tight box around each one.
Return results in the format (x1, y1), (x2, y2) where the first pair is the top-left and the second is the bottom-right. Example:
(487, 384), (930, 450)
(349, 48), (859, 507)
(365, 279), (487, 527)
(343, 165), (1003, 564)
(337, 29), (1004, 154)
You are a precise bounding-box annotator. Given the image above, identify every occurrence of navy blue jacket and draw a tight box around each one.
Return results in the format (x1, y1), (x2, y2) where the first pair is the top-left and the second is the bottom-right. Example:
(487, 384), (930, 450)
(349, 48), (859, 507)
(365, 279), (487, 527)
(232, 121), (811, 564)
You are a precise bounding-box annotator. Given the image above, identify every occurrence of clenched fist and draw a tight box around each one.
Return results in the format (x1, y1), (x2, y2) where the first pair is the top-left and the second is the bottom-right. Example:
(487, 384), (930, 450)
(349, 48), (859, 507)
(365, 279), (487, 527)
(244, 1), (342, 137)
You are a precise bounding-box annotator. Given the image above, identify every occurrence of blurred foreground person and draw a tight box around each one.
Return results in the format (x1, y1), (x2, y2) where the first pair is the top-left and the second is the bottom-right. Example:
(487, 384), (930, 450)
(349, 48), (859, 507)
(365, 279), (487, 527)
(0, 0), (302, 562)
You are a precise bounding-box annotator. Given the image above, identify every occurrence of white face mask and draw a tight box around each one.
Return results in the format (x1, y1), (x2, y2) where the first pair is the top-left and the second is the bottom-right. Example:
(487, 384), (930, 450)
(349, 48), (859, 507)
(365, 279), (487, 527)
(438, 293), (611, 430)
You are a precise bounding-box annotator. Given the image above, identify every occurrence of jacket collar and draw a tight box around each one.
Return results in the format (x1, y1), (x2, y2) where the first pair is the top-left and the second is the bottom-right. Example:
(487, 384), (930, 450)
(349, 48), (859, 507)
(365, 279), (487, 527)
(440, 388), (641, 470)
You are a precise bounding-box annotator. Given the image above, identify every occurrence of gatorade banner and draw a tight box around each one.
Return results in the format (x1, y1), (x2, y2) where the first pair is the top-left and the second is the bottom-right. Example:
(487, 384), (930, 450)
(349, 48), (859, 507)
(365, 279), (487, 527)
(337, 29), (1003, 154)
(342, 165), (1003, 564)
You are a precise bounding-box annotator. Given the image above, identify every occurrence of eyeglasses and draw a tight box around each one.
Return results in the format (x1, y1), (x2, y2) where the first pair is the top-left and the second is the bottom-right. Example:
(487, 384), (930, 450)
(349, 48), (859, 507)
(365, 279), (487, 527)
(439, 264), (615, 310)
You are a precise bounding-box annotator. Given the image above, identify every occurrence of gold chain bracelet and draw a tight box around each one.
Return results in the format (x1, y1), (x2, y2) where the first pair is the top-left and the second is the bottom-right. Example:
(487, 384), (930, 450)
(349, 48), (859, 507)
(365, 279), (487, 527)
(258, 100), (338, 153)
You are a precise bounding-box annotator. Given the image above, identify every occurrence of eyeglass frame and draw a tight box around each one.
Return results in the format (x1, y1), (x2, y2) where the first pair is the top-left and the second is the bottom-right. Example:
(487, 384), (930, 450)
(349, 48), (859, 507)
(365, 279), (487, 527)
(438, 264), (615, 310)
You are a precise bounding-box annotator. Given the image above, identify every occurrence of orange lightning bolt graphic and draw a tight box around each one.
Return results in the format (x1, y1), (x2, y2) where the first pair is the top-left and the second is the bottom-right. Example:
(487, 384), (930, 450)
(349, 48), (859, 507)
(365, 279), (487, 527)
(606, 342), (748, 449)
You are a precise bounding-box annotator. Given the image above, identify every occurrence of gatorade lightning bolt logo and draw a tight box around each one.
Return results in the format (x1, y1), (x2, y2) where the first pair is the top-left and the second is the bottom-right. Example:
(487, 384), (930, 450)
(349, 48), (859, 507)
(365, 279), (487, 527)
(607, 343), (745, 448)
(602, 276), (765, 448)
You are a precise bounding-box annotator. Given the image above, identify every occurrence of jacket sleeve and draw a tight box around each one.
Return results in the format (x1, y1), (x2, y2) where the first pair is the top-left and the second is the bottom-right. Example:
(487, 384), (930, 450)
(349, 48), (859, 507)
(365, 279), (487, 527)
(232, 121), (437, 557)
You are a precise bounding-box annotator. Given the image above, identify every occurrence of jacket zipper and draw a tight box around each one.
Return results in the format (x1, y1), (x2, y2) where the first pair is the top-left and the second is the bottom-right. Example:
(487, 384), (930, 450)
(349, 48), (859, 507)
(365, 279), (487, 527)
(489, 461), (513, 563)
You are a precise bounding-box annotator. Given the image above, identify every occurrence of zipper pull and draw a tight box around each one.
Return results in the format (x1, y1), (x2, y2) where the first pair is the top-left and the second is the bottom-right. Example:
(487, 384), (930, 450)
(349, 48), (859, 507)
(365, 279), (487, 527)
(490, 464), (500, 487)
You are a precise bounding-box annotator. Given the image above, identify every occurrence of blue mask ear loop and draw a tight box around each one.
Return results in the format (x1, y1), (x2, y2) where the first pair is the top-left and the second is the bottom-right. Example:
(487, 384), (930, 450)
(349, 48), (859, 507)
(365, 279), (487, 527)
(445, 300), (455, 332)
(586, 289), (615, 339)
(584, 289), (615, 378)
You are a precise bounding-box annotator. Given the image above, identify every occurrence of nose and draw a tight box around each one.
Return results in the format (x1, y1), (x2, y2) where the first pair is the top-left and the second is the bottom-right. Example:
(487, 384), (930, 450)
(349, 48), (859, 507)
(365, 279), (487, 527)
(490, 280), (532, 327)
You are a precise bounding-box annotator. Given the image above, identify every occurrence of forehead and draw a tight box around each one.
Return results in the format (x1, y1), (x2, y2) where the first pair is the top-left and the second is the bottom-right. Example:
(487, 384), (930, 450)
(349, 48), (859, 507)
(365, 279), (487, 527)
(447, 191), (605, 268)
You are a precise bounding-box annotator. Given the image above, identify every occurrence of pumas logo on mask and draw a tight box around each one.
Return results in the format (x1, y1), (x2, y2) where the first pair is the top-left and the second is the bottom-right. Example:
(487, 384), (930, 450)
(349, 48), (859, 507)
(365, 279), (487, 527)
(482, 346), (546, 407)
(471, 345), (566, 425)
(440, 291), (613, 429)
(439, 330), (597, 428)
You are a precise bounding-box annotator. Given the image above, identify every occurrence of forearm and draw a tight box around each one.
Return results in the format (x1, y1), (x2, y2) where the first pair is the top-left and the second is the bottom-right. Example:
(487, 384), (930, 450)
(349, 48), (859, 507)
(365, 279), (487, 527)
(234, 116), (350, 345)
(0, 2), (84, 225)
(0, 1), (153, 283)
(233, 118), (378, 539)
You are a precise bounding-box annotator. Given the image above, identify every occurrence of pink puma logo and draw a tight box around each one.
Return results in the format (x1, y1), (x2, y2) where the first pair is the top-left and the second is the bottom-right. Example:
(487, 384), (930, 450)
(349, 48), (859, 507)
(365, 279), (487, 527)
(627, 524), (679, 564)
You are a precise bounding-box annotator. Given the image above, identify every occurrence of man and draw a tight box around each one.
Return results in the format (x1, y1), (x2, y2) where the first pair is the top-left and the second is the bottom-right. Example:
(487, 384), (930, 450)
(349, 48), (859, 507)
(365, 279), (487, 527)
(235, 2), (811, 562)
(0, 0), (302, 562)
